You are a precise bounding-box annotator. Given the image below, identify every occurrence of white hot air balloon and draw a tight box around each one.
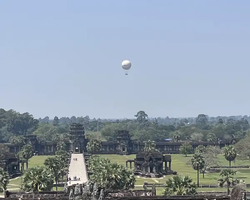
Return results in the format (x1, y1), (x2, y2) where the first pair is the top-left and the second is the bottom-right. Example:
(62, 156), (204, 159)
(121, 60), (131, 75)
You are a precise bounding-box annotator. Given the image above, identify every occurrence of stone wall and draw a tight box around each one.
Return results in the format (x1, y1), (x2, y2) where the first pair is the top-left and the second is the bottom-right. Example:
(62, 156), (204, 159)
(0, 191), (231, 200)
(0, 196), (230, 200)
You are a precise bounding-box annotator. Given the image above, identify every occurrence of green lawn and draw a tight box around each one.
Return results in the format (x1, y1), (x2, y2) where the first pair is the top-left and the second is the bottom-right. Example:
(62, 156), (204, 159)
(3, 156), (55, 194)
(99, 154), (250, 194)
(99, 154), (250, 185)
(4, 154), (250, 195)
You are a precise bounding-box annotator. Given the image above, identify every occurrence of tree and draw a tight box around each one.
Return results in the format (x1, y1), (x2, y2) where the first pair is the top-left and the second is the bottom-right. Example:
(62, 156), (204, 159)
(143, 140), (157, 152)
(56, 140), (66, 151)
(190, 132), (204, 141)
(88, 156), (135, 190)
(44, 157), (64, 191)
(200, 146), (220, 178)
(0, 144), (11, 171)
(86, 139), (102, 154)
(52, 116), (59, 126)
(18, 144), (34, 170)
(179, 142), (193, 157)
(55, 143), (69, 181)
(135, 111), (148, 123)
(0, 144), (9, 163)
(195, 145), (206, 154)
(217, 118), (224, 124)
(173, 132), (181, 142)
(164, 175), (197, 196)
(235, 135), (250, 160)
(206, 133), (217, 142)
(0, 168), (9, 194)
(218, 169), (237, 195)
(55, 149), (69, 166)
(100, 123), (121, 141)
(21, 166), (54, 192)
(55, 140), (69, 164)
(195, 114), (209, 130)
(7, 111), (38, 135)
(223, 145), (237, 167)
(9, 135), (25, 152)
(191, 153), (205, 187)
(33, 123), (59, 143)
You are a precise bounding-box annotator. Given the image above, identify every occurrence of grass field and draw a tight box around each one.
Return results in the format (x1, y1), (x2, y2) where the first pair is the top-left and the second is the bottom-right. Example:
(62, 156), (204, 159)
(99, 154), (250, 194)
(4, 154), (250, 195)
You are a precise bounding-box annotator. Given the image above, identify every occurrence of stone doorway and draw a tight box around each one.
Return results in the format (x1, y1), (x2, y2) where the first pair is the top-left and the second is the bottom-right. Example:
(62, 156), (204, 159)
(150, 166), (154, 173)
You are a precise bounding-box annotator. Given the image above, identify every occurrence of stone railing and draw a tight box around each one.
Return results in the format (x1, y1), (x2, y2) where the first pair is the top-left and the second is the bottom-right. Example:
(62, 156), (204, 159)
(1, 194), (230, 200)
(209, 165), (250, 169)
(106, 190), (155, 197)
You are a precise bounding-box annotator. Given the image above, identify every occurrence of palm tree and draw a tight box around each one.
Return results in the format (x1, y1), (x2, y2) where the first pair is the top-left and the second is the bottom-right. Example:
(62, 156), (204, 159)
(55, 149), (69, 165)
(9, 136), (25, 152)
(86, 139), (102, 154)
(191, 153), (205, 187)
(195, 145), (206, 154)
(44, 157), (63, 191)
(218, 169), (237, 195)
(179, 142), (193, 157)
(143, 140), (156, 152)
(173, 132), (181, 142)
(164, 175), (197, 196)
(105, 163), (135, 190)
(206, 133), (217, 142)
(223, 145), (237, 167)
(88, 156), (135, 190)
(0, 168), (9, 196)
(56, 140), (66, 151)
(21, 166), (54, 192)
(18, 144), (34, 169)
(17, 152), (26, 172)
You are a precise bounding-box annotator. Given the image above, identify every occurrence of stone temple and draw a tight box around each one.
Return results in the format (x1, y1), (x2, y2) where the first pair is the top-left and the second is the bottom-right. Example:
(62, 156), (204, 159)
(126, 149), (175, 178)
(67, 123), (89, 186)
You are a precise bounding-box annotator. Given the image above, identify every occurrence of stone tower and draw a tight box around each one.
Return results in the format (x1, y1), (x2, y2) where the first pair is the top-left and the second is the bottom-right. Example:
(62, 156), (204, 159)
(69, 123), (87, 153)
(116, 130), (132, 155)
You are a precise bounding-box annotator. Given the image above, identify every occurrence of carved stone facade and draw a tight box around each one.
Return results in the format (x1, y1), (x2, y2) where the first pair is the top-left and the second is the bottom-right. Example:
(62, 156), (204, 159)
(126, 150), (174, 178)
(69, 123), (88, 153)
(0, 152), (20, 178)
(99, 132), (230, 155)
(115, 130), (133, 155)
(3, 128), (230, 156)
(2, 190), (234, 200)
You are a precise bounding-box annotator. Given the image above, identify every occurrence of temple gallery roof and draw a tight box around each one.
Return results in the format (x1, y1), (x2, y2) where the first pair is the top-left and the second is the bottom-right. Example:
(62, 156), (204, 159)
(116, 130), (130, 138)
(135, 150), (171, 162)
(136, 150), (163, 159)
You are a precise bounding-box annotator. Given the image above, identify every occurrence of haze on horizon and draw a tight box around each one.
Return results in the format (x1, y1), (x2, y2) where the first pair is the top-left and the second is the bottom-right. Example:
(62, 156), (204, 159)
(1, 1), (250, 119)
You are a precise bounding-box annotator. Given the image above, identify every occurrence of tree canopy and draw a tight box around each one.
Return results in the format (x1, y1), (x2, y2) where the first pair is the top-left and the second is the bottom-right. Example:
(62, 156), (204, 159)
(0, 108), (250, 152)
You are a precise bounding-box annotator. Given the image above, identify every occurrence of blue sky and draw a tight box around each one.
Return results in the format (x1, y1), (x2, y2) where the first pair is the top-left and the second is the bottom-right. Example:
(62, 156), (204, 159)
(1, 1), (250, 119)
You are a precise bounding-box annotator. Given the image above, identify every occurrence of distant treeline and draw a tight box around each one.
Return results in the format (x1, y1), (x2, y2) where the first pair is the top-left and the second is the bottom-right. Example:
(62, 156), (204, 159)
(38, 114), (250, 125)
(1, 109), (250, 149)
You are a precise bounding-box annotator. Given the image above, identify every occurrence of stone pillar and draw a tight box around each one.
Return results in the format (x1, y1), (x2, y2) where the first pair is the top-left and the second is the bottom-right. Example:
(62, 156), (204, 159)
(126, 162), (128, 168)
(142, 167), (145, 174)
